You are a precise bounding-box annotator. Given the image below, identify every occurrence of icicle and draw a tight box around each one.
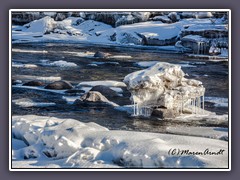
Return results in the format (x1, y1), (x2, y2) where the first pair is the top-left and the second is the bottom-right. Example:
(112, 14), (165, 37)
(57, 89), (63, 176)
(181, 95), (183, 114)
(133, 102), (136, 116)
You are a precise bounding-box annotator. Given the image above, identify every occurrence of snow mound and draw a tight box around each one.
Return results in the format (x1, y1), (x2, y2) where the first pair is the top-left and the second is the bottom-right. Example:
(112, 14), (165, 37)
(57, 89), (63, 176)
(12, 115), (228, 168)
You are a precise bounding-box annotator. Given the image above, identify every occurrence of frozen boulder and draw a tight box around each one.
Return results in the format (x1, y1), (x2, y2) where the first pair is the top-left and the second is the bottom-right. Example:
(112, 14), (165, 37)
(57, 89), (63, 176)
(45, 80), (73, 90)
(124, 62), (205, 117)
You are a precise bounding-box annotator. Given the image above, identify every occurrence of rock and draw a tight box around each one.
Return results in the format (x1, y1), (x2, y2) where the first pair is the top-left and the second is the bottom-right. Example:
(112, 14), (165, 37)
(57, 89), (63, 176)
(152, 108), (179, 119)
(45, 81), (73, 90)
(23, 80), (45, 86)
(90, 85), (118, 98)
(74, 91), (118, 106)
(109, 32), (117, 41)
(94, 51), (111, 58)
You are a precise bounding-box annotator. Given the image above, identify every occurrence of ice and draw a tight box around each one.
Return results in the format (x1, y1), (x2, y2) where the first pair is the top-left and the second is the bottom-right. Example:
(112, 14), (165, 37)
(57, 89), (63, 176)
(166, 126), (228, 141)
(12, 75), (61, 83)
(12, 48), (48, 53)
(40, 60), (77, 67)
(124, 62), (205, 117)
(13, 98), (56, 108)
(12, 115), (228, 168)
(12, 62), (38, 68)
(78, 80), (126, 87)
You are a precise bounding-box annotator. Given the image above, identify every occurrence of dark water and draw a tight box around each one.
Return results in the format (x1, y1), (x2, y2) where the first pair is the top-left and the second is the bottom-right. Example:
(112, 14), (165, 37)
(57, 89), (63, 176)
(12, 42), (229, 133)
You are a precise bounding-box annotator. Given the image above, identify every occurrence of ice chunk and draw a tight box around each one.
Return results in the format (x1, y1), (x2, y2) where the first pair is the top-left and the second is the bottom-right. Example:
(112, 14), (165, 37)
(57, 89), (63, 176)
(124, 62), (205, 117)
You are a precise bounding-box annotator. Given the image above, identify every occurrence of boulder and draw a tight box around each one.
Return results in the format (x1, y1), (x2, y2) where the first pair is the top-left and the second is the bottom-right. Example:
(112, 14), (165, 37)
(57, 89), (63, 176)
(90, 85), (118, 98)
(74, 91), (118, 107)
(45, 81), (73, 90)
(23, 80), (45, 86)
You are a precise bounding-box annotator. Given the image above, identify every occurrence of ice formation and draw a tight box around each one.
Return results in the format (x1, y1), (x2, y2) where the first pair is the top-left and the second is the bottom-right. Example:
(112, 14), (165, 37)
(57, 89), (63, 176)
(124, 62), (205, 117)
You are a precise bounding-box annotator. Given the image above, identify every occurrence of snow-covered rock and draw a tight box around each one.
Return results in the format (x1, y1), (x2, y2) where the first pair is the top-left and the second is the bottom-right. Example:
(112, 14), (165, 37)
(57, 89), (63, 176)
(124, 62), (205, 117)
(24, 16), (57, 34)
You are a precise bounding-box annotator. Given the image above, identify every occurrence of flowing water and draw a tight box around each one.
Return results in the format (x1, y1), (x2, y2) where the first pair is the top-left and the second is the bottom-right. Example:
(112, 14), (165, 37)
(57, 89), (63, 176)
(12, 42), (229, 133)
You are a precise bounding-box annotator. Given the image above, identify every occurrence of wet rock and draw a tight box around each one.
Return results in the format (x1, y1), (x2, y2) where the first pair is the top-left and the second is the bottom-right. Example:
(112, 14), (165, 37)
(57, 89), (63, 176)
(152, 108), (180, 119)
(45, 81), (73, 90)
(90, 85), (118, 98)
(94, 51), (111, 58)
(23, 80), (45, 87)
(74, 91), (117, 107)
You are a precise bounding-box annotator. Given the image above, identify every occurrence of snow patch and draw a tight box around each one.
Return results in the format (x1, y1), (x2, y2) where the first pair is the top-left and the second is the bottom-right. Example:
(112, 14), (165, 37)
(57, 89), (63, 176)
(78, 81), (126, 87)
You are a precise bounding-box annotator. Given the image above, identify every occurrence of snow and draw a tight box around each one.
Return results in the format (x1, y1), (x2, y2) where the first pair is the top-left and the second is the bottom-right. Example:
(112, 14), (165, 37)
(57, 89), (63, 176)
(24, 16), (56, 34)
(78, 81), (126, 87)
(12, 75), (61, 83)
(12, 115), (228, 168)
(205, 97), (228, 107)
(166, 126), (228, 141)
(88, 61), (119, 66)
(40, 60), (77, 67)
(12, 49), (48, 53)
(13, 85), (66, 95)
(13, 98), (56, 108)
(12, 62), (38, 68)
(136, 61), (197, 68)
